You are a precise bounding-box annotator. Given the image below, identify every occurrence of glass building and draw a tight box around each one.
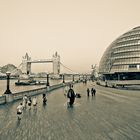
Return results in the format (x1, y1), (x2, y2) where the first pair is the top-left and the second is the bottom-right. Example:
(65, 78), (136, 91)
(99, 26), (140, 81)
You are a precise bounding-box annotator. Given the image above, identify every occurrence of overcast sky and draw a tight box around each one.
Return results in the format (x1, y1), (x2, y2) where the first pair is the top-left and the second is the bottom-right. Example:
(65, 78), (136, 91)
(0, 0), (140, 73)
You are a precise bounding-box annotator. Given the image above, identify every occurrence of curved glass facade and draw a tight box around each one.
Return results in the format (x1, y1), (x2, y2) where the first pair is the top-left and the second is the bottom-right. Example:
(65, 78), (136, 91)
(99, 26), (140, 80)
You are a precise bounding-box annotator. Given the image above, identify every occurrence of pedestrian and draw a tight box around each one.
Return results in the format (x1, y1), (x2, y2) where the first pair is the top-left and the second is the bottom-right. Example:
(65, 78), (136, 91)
(32, 97), (37, 109)
(27, 96), (32, 110)
(23, 95), (28, 109)
(17, 103), (23, 120)
(93, 88), (96, 96)
(87, 88), (90, 97)
(42, 94), (47, 105)
(67, 85), (75, 107)
(64, 85), (68, 96)
(91, 88), (96, 96)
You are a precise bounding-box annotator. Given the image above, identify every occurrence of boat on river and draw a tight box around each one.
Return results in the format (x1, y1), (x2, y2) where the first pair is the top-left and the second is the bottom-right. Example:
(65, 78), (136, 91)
(15, 79), (48, 86)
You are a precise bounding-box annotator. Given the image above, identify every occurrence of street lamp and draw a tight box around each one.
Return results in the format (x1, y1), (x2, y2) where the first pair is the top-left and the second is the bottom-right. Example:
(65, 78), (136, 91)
(73, 75), (75, 82)
(62, 74), (65, 83)
(46, 73), (50, 86)
(79, 75), (80, 81)
(4, 71), (12, 94)
(86, 74), (87, 80)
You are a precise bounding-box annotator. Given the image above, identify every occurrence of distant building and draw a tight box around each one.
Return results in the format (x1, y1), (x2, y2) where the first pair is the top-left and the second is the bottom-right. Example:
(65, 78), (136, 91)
(99, 26), (140, 81)
(0, 72), (6, 79)
(91, 65), (98, 80)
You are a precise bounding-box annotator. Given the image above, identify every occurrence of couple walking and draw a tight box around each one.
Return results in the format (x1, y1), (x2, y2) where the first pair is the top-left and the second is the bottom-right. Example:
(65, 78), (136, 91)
(87, 88), (96, 97)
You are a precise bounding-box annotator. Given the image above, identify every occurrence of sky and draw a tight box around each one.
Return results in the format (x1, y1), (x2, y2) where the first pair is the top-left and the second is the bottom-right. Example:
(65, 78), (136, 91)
(0, 0), (140, 73)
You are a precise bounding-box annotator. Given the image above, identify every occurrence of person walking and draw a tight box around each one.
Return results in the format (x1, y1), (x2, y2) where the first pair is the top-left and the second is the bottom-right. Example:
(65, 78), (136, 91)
(42, 93), (47, 105)
(91, 88), (96, 96)
(93, 88), (96, 96)
(23, 95), (28, 109)
(27, 96), (32, 110)
(17, 103), (23, 120)
(33, 97), (37, 109)
(87, 88), (90, 97)
(67, 85), (75, 107)
(64, 85), (68, 97)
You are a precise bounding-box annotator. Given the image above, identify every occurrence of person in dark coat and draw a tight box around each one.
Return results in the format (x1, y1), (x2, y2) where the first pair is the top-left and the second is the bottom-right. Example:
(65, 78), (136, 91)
(91, 88), (96, 96)
(87, 88), (90, 97)
(67, 85), (75, 107)
(42, 93), (47, 104)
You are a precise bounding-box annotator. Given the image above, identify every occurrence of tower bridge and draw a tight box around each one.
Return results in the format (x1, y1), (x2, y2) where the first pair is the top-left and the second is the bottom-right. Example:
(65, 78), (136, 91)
(11, 52), (90, 80)
(21, 52), (60, 79)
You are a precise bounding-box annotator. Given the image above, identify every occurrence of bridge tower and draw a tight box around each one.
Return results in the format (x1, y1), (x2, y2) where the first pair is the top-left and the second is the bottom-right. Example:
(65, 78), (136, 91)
(52, 52), (60, 78)
(21, 53), (31, 75)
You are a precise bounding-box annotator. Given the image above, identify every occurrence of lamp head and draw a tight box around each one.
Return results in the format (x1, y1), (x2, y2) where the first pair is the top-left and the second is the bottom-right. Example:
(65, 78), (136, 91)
(6, 71), (11, 76)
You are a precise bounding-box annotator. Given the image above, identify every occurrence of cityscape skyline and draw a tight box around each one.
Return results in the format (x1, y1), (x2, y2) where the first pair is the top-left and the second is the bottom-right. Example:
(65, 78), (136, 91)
(0, 0), (140, 73)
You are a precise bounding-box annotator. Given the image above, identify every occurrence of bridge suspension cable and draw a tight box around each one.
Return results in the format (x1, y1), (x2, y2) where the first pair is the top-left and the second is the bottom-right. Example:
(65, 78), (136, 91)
(60, 62), (81, 75)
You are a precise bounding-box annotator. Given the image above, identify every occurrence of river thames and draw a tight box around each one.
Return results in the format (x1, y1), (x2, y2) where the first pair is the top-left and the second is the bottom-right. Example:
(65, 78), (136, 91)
(0, 77), (75, 95)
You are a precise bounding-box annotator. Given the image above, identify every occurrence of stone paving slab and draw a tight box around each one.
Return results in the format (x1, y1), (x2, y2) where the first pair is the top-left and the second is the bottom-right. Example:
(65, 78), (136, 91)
(0, 82), (140, 140)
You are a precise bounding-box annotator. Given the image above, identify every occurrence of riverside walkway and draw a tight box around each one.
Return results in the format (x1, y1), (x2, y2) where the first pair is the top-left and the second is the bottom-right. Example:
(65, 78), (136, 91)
(0, 81), (140, 140)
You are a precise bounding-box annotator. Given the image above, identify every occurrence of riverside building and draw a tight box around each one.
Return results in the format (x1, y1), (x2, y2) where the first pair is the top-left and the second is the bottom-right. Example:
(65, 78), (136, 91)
(99, 26), (140, 83)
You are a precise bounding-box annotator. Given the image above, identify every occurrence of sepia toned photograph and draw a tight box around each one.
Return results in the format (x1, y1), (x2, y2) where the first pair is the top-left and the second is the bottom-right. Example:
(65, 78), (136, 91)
(0, 0), (140, 140)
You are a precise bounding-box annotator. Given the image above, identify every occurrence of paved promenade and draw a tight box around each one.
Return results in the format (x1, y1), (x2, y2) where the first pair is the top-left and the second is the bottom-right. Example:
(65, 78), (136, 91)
(0, 82), (140, 140)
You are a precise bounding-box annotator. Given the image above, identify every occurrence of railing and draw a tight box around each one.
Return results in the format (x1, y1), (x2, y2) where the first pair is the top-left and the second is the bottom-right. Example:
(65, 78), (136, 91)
(0, 95), (6, 105)
(13, 87), (47, 100)
(107, 80), (140, 86)
(97, 80), (140, 88)
(0, 80), (81, 105)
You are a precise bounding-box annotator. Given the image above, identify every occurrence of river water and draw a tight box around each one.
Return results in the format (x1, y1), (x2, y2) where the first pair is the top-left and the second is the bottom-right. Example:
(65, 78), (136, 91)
(0, 77), (76, 95)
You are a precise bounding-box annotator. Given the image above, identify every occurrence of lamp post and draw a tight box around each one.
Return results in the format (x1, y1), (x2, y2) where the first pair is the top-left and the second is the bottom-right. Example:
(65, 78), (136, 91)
(73, 75), (75, 82)
(83, 75), (84, 80)
(79, 75), (80, 81)
(46, 73), (50, 86)
(62, 74), (65, 83)
(4, 71), (12, 94)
